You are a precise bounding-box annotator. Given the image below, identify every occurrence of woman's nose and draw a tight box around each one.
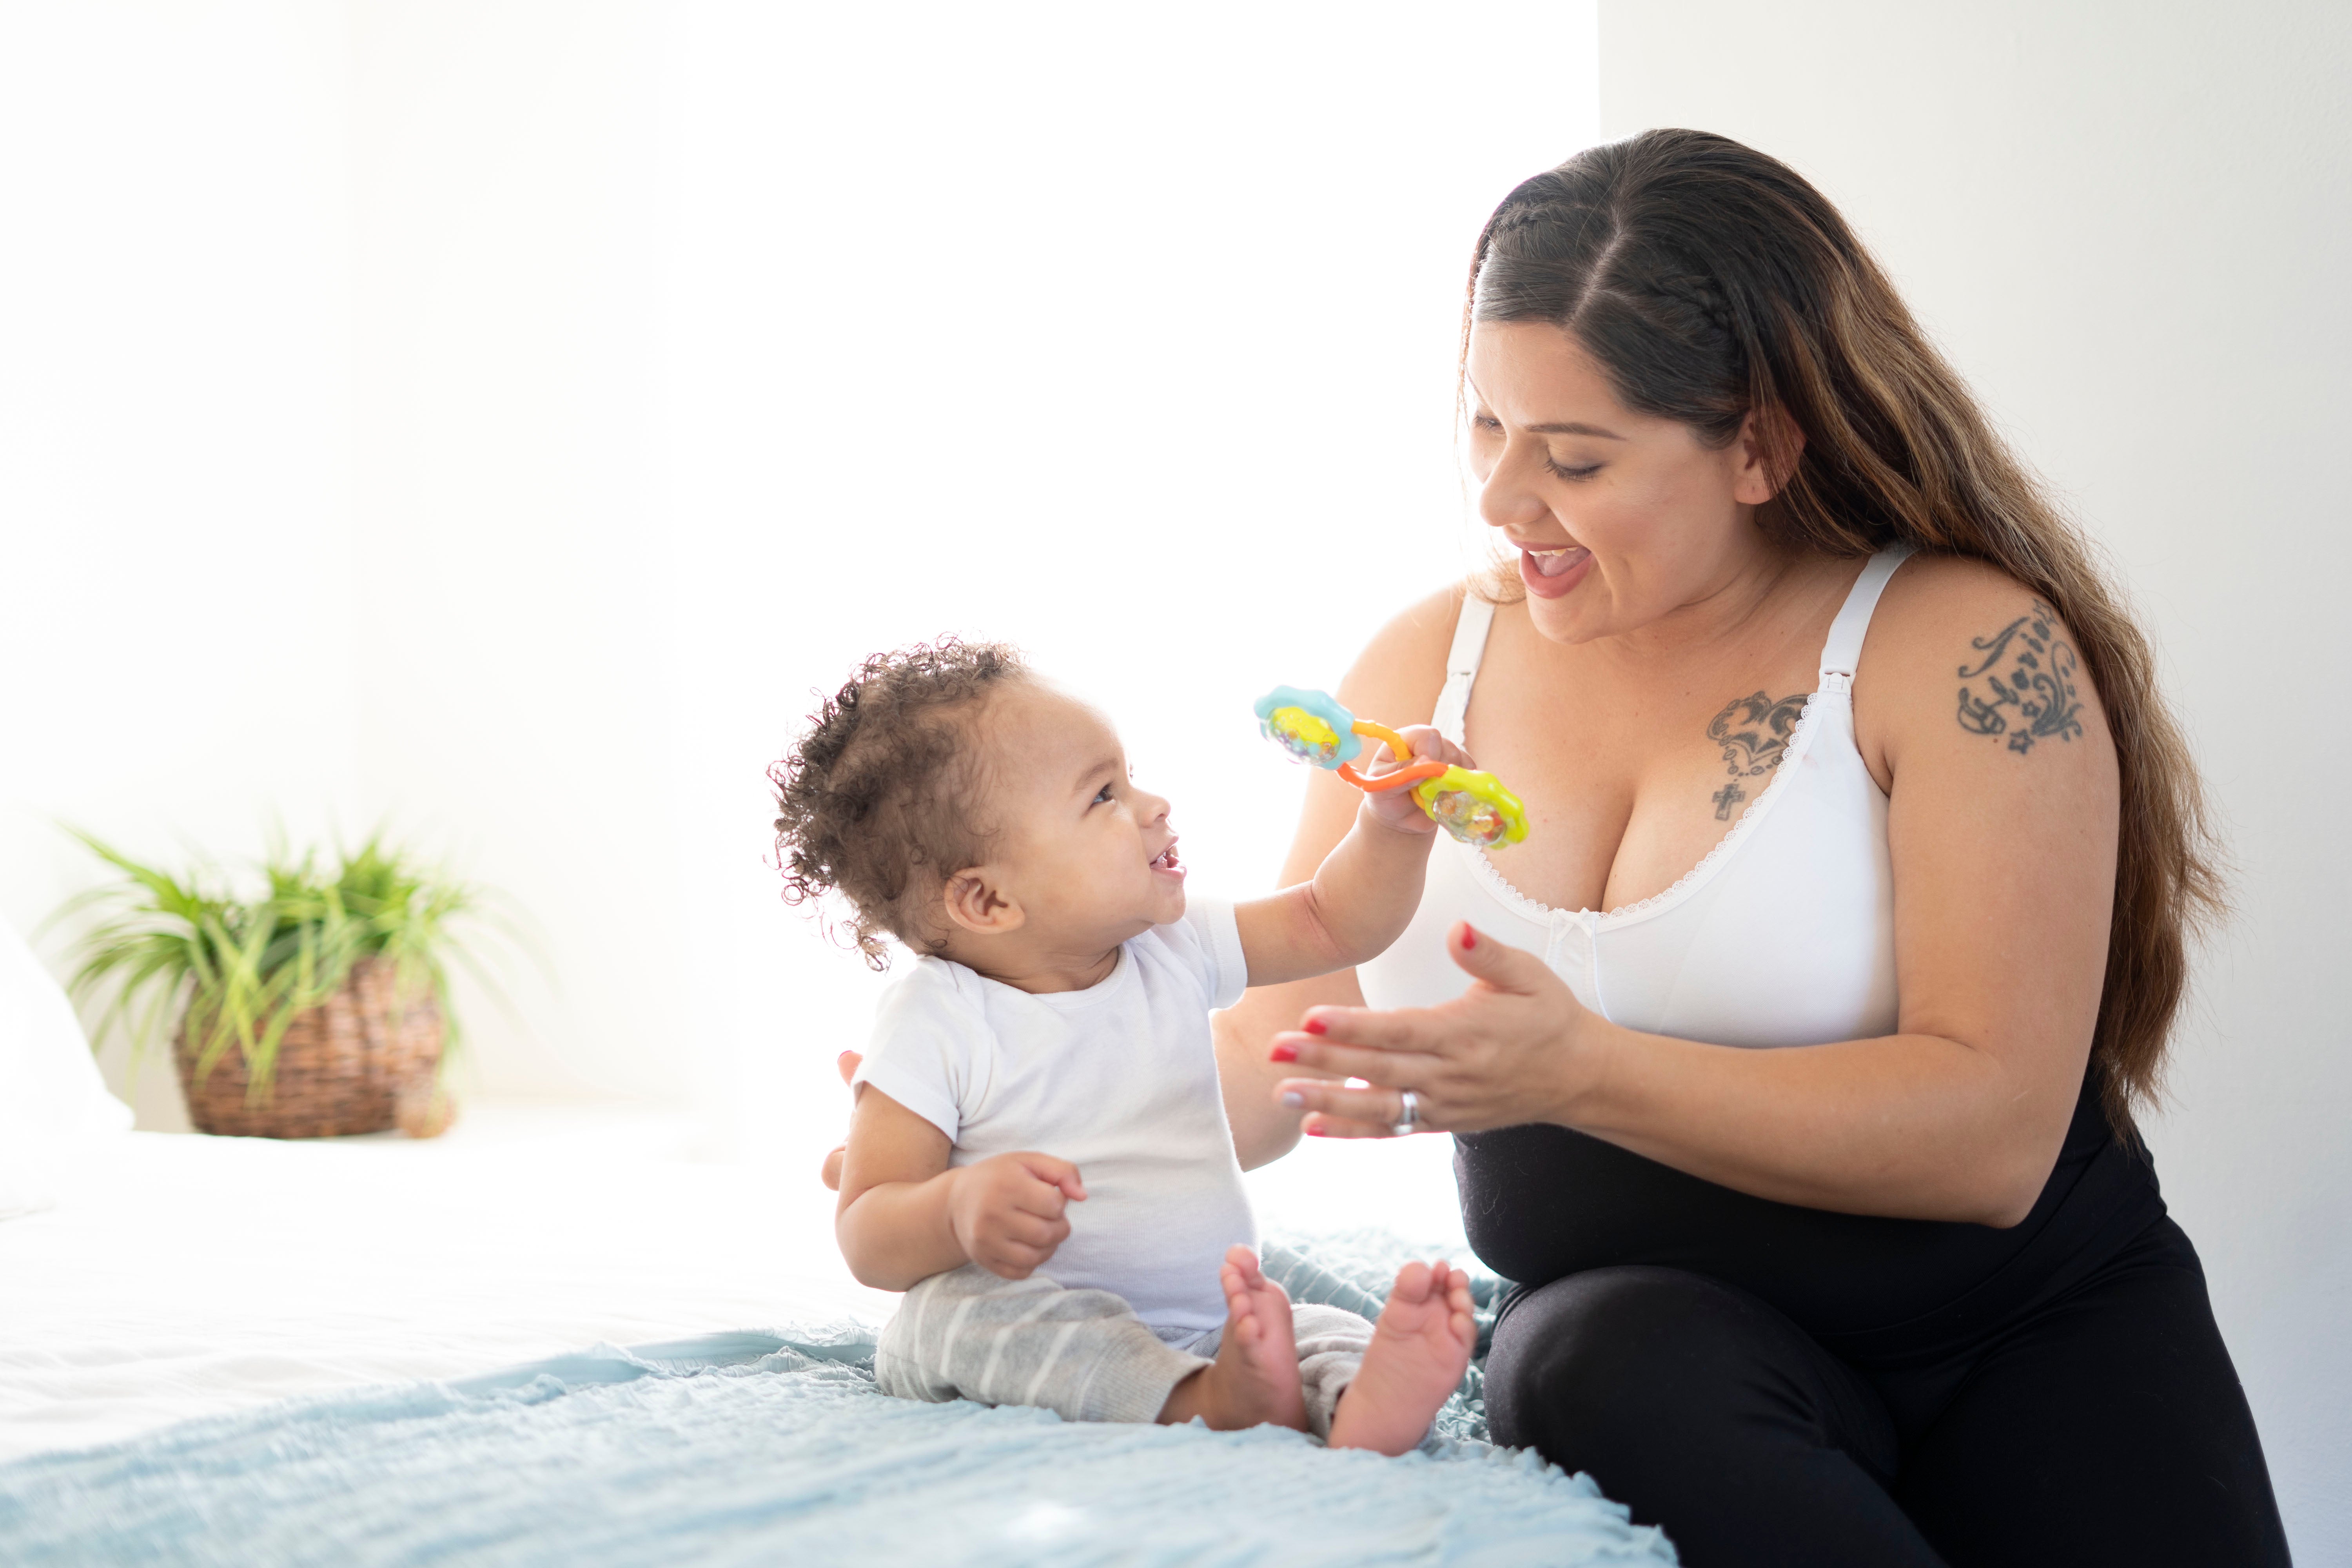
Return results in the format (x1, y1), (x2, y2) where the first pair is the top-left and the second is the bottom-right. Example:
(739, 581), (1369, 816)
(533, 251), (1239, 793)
(1477, 440), (1550, 534)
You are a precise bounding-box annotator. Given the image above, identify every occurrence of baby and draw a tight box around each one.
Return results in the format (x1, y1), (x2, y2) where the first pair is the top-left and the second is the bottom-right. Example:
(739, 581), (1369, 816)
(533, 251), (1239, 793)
(770, 640), (1476, 1453)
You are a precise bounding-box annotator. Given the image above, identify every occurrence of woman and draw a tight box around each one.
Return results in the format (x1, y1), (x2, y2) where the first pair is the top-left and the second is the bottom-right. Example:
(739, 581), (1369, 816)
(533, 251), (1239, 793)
(1216, 131), (2288, 1566)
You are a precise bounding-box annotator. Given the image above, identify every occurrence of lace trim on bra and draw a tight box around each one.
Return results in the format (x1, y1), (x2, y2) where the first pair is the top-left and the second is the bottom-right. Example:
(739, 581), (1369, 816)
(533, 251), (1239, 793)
(1455, 689), (1834, 929)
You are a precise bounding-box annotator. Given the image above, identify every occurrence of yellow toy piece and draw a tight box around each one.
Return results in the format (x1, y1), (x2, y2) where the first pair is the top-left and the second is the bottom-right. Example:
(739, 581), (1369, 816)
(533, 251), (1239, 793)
(1412, 766), (1531, 849)
(1265, 705), (1348, 765)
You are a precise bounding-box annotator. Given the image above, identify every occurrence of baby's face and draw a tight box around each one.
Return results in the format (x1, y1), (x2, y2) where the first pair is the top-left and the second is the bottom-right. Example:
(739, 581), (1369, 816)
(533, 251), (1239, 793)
(977, 682), (1186, 949)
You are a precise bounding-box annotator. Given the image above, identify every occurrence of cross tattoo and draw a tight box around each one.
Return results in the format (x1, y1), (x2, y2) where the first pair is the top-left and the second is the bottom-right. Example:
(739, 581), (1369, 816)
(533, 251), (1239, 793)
(1711, 780), (1746, 821)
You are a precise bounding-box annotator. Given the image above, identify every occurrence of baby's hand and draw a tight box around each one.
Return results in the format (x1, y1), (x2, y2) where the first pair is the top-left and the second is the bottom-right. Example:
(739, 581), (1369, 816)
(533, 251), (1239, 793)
(948, 1152), (1087, 1280)
(1357, 725), (1477, 836)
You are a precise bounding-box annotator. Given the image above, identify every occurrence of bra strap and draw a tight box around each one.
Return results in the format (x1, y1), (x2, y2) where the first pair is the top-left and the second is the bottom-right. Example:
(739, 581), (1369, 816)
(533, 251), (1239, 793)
(1817, 544), (1916, 693)
(1431, 589), (1497, 744)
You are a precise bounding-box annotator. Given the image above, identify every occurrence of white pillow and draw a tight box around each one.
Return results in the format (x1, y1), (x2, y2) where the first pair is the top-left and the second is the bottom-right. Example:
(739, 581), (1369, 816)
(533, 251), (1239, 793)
(0, 915), (133, 1218)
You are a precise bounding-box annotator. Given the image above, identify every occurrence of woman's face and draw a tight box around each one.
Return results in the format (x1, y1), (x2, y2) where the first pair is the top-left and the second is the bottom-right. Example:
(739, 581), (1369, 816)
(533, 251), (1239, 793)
(1465, 321), (1784, 646)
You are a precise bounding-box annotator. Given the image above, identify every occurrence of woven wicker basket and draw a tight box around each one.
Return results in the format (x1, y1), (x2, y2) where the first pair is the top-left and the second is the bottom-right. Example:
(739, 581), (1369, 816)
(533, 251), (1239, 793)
(172, 956), (454, 1139)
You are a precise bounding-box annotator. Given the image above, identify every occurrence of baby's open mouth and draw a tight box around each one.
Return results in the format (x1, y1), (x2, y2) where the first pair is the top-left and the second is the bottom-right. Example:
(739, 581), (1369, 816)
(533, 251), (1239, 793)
(1151, 840), (1182, 873)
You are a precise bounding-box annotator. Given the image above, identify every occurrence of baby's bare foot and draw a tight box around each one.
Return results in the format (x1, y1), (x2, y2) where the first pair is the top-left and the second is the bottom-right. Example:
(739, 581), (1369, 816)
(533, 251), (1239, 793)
(1157, 1246), (1307, 1432)
(1327, 1259), (1476, 1456)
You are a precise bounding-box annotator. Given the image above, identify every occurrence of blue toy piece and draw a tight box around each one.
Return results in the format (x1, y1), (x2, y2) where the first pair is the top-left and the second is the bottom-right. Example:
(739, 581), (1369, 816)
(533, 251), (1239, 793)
(1252, 686), (1363, 768)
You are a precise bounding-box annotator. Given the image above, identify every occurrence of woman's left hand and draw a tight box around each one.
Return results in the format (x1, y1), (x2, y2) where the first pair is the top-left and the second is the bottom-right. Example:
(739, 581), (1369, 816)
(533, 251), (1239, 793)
(1270, 921), (1613, 1138)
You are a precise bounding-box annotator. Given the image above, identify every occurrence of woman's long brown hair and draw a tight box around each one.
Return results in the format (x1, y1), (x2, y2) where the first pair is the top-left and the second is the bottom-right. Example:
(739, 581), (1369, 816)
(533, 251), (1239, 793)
(1466, 129), (2223, 1140)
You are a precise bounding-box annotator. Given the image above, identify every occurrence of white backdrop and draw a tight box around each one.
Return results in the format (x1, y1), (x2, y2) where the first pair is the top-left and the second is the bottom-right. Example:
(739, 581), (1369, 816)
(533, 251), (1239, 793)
(652, 1), (1595, 1198)
(1597, 0), (2352, 1555)
(0, 0), (1594, 1230)
(0, 1), (361, 1129)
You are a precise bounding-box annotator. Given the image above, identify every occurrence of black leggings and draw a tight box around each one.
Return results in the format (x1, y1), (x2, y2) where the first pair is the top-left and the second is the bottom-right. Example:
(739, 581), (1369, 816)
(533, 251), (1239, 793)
(1484, 1216), (2288, 1567)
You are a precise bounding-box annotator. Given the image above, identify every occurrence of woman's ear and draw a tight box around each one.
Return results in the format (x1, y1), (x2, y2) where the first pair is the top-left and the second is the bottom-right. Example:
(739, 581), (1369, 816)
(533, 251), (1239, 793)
(941, 867), (1024, 938)
(1731, 405), (1805, 505)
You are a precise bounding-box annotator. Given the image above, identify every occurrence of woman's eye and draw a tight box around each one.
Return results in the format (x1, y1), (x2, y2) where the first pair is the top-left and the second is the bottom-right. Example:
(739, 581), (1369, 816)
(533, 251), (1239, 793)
(1546, 458), (1602, 481)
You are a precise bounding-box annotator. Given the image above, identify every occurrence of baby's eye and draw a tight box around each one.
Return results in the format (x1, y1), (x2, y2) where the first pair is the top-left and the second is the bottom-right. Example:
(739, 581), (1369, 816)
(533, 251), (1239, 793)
(1093, 782), (1116, 805)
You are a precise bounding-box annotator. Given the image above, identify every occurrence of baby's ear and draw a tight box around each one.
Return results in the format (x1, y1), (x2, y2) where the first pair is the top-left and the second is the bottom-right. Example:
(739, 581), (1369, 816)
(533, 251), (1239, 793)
(940, 868), (1025, 938)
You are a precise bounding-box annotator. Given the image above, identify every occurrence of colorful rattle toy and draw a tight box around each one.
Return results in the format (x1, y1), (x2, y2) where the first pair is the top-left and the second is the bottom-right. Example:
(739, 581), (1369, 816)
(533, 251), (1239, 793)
(1252, 685), (1530, 849)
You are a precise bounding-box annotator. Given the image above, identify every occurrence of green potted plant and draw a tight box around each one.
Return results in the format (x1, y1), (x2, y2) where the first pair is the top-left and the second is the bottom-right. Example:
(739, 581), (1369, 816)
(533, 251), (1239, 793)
(51, 832), (504, 1139)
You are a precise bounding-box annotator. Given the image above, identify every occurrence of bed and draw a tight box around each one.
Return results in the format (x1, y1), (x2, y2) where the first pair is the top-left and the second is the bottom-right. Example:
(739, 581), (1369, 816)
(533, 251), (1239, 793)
(0, 1116), (1681, 1564)
(0, 1113), (895, 1463)
(0, 913), (1671, 1567)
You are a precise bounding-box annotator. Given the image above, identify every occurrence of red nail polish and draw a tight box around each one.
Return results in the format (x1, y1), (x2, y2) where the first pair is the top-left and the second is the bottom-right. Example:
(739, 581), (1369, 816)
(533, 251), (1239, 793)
(1269, 1042), (1297, 1063)
(1460, 925), (1477, 950)
(1302, 1018), (1327, 1035)
(1305, 1124), (1327, 1137)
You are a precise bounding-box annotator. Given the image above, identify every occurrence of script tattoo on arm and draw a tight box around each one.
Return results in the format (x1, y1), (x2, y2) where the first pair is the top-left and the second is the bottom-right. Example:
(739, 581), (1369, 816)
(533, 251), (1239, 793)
(1705, 691), (1810, 821)
(1955, 599), (2085, 754)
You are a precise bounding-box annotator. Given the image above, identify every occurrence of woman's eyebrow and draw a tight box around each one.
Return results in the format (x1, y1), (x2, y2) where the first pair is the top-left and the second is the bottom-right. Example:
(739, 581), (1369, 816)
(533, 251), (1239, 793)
(1464, 379), (1624, 440)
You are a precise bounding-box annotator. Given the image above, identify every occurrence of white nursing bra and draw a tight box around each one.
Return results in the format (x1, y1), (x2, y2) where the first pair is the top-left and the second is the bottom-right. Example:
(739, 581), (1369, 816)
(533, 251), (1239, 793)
(1357, 547), (1911, 1050)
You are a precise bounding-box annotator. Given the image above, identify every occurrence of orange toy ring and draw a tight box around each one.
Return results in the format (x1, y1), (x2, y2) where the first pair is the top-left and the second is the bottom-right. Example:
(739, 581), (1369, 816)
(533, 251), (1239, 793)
(1338, 758), (1449, 792)
(1338, 719), (1441, 791)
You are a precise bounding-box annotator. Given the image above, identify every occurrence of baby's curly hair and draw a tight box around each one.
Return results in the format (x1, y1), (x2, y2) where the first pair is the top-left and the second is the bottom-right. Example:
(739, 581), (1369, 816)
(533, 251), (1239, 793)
(769, 638), (1029, 968)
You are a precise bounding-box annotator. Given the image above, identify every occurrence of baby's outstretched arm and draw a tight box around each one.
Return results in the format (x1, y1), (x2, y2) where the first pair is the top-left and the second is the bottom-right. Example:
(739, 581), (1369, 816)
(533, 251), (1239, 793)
(1233, 724), (1474, 987)
(835, 1085), (1085, 1291)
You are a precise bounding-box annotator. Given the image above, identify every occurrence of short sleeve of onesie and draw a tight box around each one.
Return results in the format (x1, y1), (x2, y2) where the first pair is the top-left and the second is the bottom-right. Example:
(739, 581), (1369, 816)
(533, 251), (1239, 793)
(1151, 896), (1250, 1011)
(852, 961), (982, 1144)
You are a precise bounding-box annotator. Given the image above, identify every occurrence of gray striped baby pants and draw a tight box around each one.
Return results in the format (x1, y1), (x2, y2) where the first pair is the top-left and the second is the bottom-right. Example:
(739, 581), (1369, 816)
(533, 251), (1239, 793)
(874, 1263), (1374, 1437)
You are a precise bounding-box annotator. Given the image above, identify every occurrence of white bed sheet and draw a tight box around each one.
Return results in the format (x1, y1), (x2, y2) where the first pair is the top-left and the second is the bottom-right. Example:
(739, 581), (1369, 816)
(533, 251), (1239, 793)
(0, 1116), (897, 1464)
(0, 1106), (1469, 1466)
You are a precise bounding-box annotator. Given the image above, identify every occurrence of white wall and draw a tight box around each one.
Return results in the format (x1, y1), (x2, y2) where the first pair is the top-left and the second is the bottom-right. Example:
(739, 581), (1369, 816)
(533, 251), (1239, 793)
(0, 1), (361, 1131)
(346, 0), (679, 1106)
(329, 0), (1600, 1177)
(1597, 1), (2351, 1554)
(655, 0), (1598, 1176)
(1, 2), (1597, 1174)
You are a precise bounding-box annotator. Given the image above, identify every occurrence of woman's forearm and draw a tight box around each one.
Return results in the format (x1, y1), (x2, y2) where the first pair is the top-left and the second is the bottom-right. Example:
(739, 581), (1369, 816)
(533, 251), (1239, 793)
(1561, 1022), (2079, 1227)
(1272, 929), (2091, 1226)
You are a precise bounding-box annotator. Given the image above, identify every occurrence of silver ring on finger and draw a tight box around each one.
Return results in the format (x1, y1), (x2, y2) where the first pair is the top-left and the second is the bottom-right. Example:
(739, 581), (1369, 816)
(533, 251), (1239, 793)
(1390, 1089), (1420, 1137)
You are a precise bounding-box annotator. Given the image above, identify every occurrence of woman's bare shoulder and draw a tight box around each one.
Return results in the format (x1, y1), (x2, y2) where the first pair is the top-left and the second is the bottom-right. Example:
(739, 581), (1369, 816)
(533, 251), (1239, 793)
(1868, 553), (2094, 675)
(1859, 551), (2114, 774)
(1334, 581), (1470, 728)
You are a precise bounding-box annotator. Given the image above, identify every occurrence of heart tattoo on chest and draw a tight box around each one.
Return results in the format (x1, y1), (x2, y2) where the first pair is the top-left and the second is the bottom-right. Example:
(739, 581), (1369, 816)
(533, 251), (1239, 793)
(1704, 691), (1810, 821)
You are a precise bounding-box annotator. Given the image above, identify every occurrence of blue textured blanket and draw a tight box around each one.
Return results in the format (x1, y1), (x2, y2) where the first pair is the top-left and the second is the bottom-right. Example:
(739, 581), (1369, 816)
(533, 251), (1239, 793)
(0, 1237), (1678, 1566)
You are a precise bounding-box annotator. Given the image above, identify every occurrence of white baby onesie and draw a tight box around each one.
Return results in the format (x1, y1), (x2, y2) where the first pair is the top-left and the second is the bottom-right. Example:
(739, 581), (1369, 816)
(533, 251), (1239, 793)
(852, 897), (1255, 1337)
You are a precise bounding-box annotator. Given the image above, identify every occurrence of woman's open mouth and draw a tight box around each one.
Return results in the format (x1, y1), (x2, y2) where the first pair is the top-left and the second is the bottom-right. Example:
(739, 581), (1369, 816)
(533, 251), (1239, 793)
(1150, 840), (1183, 877)
(1519, 544), (1593, 599)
